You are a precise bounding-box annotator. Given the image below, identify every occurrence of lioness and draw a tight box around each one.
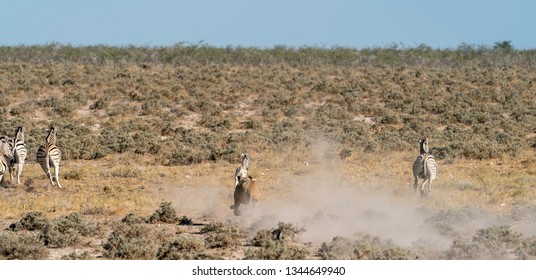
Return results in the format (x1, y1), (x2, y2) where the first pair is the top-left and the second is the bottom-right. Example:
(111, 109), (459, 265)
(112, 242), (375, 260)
(230, 175), (261, 216)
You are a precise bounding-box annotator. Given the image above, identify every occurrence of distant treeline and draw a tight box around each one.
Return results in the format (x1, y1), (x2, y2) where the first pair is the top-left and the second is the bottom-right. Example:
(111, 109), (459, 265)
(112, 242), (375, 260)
(1, 42), (536, 68)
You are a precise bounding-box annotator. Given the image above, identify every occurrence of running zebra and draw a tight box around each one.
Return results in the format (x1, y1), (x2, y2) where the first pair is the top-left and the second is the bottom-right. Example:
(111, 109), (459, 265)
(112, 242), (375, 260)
(0, 135), (13, 163)
(0, 136), (12, 184)
(36, 127), (63, 188)
(412, 138), (438, 195)
(234, 153), (249, 187)
(9, 127), (27, 184)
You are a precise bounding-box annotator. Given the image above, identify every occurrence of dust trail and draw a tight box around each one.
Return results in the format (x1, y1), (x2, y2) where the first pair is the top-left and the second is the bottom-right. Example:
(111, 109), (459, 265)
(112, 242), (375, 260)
(165, 140), (536, 252)
(236, 139), (449, 247)
(245, 169), (451, 248)
(165, 182), (232, 221)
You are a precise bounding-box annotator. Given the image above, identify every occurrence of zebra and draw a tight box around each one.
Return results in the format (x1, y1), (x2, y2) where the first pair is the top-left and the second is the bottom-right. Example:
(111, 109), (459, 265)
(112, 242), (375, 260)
(0, 136), (12, 185)
(234, 153), (249, 187)
(412, 138), (438, 195)
(36, 127), (63, 188)
(9, 127), (27, 184)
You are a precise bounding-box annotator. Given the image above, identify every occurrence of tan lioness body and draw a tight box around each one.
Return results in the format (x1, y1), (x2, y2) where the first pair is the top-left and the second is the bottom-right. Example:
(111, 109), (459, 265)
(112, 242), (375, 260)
(230, 175), (261, 216)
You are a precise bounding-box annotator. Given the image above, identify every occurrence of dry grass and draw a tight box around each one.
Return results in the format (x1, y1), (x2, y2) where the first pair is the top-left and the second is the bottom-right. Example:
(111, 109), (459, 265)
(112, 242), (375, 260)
(0, 46), (535, 259)
(0, 148), (535, 259)
(2, 149), (534, 219)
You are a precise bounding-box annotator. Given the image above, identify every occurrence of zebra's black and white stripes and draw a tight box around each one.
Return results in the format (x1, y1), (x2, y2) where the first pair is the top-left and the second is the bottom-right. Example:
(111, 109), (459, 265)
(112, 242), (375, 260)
(412, 138), (438, 195)
(9, 126), (27, 184)
(234, 153), (249, 187)
(37, 127), (63, 188)
(0, 136), (12, 184)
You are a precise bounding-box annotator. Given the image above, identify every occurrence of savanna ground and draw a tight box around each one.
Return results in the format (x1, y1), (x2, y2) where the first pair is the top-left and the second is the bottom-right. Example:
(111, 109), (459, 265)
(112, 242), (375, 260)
(0, 44), (535, 260)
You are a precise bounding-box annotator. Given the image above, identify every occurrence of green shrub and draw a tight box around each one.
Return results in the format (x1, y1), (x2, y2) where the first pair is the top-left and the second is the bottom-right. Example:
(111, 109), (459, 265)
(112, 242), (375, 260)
(61, 251), (94, 260)
(121, 213), (148, 225)
(39, 213), (96, 248)
(425, 208), (482, 238)
(99, 128), (134, 154)
(245, 241), (310, 260)
(148, 202), (179, 224)
(318, 236), (355, 260)
(1, 45), (535, 164)
(63, 169), (83, 180)
(90, 97), (108, 110)
(447, 237), (484, 260)
(246, 222), (309, 260)
(200, 222), (227, 234)
(252, 222), (305, 245)
(156, 237), (210, 260)
(103, 224), (158, 260)
(179, 216), (193, 225)
(251, 229), (274, 247)
(243, 117), (262, 129)
(517, 237), (536, 260)
(9, 212), (48, 231)
(0, 232), (48, 260)
(318, 234), (410, 260)
(201, 222), (244, 249)
(100, 165), (143, 178)
(446, 226), (523, 259)
(357, 234), (410, 260)
(353, 236), (410, 260)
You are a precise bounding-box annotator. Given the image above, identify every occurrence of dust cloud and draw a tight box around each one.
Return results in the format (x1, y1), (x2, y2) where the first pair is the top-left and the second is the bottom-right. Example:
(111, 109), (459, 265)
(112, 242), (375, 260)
(247, 169), (451, 247)
(166, 141), (536, 252)
(167, 163), (456, 249)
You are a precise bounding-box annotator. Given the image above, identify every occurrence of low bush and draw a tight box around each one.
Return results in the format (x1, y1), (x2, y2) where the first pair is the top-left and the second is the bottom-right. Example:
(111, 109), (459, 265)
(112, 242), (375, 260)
(245, 241), (310, 260)
(317, 236), (355, 260)
(0, 232), (48, 260)
(39, 213), (96, 248)
(201, 222), (244, 249)
(517, 237), (536, 260)
(246, 222), (309, 260)
(179, 216), (193, 225)
(148, 202), (179, 224)
(103, 224), (158, 260)
(61, 251), (94, 260)
(9, 212), (48, 231)
(446, 225), (523, 260)
(252, 222), (305, 247)
(63, 169), (83, 180)
(121, 213), (148, 225)
(156, 237), (212, 260)
(318, 234), (410, 260)
(352, 234), (410, 260)
(425, 208), (483, 238)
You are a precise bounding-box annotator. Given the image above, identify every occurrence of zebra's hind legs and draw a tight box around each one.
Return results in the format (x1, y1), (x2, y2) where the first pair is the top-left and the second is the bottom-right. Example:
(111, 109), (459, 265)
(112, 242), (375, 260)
(16, 163), (24, 184)
(54, 168), (62, 189)
(45, 171), (62, 188)
(421, 179), (432, 197)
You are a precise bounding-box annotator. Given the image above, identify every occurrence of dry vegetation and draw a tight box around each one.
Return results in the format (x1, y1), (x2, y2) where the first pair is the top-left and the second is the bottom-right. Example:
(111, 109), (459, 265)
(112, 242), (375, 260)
(0, 44), (535, 259)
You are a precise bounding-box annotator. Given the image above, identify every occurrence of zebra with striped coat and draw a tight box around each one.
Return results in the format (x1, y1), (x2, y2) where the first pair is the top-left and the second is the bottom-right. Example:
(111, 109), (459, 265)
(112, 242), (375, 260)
(36, 127), (63, 188)
(234, 153), (249, 187)
(0, 136), (13, 185)
(412, 138), (438, 195)
(10, 126), (27, 184)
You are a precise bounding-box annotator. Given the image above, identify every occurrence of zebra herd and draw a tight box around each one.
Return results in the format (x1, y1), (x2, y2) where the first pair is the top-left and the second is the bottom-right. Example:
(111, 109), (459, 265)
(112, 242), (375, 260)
(1, 128), (437, 208)
(0, 127), (62, 188)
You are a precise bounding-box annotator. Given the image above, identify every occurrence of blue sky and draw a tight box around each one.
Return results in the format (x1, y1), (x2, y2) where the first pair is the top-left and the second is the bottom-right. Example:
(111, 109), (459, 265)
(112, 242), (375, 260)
(1, 0), (535, 49)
